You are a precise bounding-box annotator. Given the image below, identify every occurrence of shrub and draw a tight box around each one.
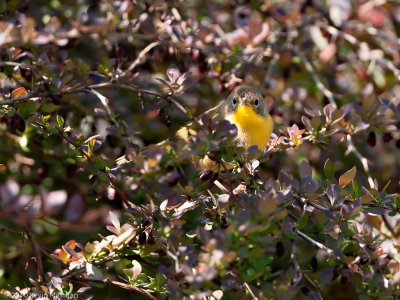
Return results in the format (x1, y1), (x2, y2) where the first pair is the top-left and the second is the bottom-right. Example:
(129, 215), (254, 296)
(1, 1), (400, 299)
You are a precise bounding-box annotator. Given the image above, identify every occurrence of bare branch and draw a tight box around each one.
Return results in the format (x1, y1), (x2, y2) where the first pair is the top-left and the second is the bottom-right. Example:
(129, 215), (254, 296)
(295, 50), (337, 108)
(127, 41), (161, 72)
(346, 134), (375, 189)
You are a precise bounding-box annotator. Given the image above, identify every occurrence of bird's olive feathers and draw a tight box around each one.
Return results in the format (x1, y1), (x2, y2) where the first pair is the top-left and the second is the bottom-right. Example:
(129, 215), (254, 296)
(224, 85), (267, 117)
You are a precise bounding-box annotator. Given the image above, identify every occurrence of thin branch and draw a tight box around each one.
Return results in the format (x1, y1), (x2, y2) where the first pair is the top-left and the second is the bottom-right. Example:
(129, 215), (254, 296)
(291, 243), (303, 285)
(0, 61), (35, 68)
(0, 224), (24, 235)
(298, 196), (331, 213)
(105, 172), (146, 215)
(169, 96), (201, 126)
(78, 277), (159, 300)
(295, 229), (337, 258)
(346, 22), (400, 46)
(346, 134), (375, 189)
(24, 225), (45, 283)
(295, 50), (337, 108)
(127, 41), (161, 72)
(0, 82), (160, 106)
(243, 282), (258, 299)
(0, 88), (41, 105)
(382, 214), (397, 237)
(109, 280), (159, 300)
(303, 273), (323, 300)
(263, 52), (279, 86)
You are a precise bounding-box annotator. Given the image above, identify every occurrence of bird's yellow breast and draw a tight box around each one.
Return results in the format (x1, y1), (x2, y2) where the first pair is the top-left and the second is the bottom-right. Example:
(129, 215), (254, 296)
(231, 105), (273, 151)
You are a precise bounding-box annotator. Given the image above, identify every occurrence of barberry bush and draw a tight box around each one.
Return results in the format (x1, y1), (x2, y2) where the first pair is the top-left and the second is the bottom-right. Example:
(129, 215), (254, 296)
(1, 1), (400, 299)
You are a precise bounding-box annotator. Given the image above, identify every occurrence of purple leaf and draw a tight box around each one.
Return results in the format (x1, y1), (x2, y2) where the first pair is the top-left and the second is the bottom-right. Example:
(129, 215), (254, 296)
(299, 160), (312, 179)
(326, 184), (340, 206)
(166, 65), (181, 83)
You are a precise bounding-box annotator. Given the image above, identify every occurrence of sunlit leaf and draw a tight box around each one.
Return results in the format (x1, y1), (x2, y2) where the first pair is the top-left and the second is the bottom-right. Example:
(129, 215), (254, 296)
(339, 166), (356, 187)
(109, 211), (120, 233)
(11, 87), (28, 99)
(124, 260), (142, 282)
(56, 115), (64, 128)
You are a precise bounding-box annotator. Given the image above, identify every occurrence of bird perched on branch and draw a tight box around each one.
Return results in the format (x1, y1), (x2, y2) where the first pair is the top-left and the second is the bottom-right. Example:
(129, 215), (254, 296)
(116, 85), (274, 171)
(177, 85), (273, 165)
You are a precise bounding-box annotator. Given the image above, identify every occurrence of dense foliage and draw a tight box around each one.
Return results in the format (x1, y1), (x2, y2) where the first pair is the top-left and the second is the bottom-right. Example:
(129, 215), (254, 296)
(1, 0), (400, 299)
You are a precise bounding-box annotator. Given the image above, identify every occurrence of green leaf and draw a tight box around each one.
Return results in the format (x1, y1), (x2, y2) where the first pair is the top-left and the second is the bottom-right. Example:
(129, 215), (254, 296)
(145, 274), (167, 293)
(324, 159), (335, 180)
(78, 63), (89, 76)
(297, 214), (309, 230)
(3, 65), (13, 78)
(48, 127), (59, 134)
(41, 102), (59, 113)
(292, 56), (301, 63)
(56, 115), (64, 128)
(394, 195), (400, 209)
(93, 157), (106, 169)
(16, 100), (38, 118)
(339, 166), (356, 187)
(352, 178), (360, 198)
(0, 0), (7, 13)
(75, 134), (85, 146)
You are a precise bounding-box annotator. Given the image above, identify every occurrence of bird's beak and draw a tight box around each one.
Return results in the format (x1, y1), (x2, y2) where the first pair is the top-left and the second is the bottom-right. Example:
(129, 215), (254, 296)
(240, 98), (250, 106)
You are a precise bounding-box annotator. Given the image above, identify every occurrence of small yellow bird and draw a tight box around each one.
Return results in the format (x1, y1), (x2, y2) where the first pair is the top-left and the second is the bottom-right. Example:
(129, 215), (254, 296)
(176, 85), (274, 170)
(116, 86), (274, 171)
(224, 85), (273, 151)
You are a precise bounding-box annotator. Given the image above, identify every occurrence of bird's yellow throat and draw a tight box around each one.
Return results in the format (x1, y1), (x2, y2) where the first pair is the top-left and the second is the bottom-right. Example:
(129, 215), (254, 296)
(232, 105), (273, 151)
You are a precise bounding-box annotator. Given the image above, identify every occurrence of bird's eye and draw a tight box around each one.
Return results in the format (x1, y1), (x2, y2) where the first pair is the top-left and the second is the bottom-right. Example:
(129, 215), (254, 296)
(254, 99), (259, 106)
(232, 98), (237, 106)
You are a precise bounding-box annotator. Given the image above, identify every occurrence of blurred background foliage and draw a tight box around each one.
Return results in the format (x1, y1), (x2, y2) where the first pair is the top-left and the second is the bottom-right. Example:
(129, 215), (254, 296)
(1, 0), (400, 299)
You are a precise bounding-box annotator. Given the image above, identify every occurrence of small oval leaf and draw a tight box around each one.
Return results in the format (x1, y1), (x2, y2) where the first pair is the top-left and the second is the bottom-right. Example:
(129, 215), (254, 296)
(11, 87), (28, 99)
(339, 166), (356, 187)
(324, 159), (335, 180)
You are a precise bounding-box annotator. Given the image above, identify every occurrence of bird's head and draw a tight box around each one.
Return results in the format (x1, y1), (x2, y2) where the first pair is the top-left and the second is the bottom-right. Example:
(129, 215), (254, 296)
(225, 85), (267, 117)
